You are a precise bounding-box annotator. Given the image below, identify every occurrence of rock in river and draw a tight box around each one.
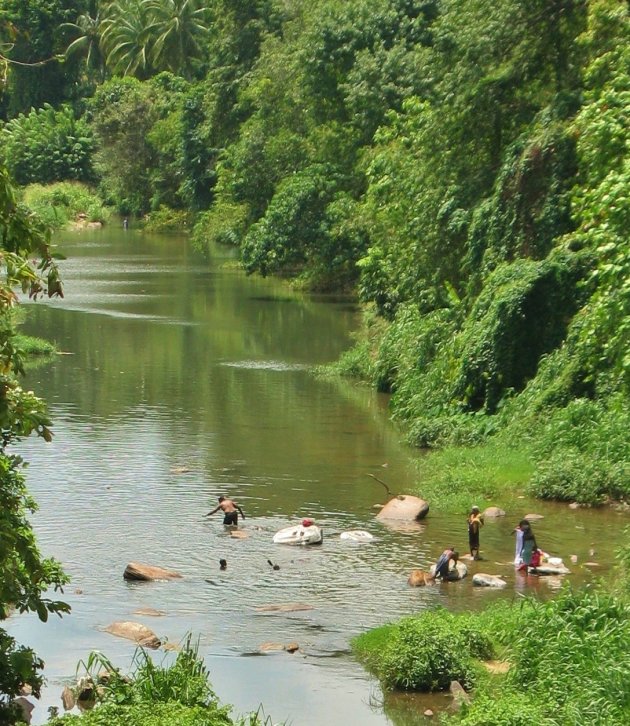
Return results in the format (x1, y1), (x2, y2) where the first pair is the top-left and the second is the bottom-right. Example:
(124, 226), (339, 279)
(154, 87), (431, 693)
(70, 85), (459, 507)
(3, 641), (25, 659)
(472, 573), (507, 588)
(123, 562), (183, 581)
(104, 621), (161, 649)
(255, 603), (314, 613)
(376, 495), (429, 521)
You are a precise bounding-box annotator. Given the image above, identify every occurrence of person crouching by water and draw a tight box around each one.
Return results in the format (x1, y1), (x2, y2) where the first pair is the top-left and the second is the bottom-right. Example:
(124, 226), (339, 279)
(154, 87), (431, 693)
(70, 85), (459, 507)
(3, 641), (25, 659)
(467, 505), (484, 560)
(514, 519), (538, 572)
(433, 547), (460, 580)
(205, 496), (245, 526)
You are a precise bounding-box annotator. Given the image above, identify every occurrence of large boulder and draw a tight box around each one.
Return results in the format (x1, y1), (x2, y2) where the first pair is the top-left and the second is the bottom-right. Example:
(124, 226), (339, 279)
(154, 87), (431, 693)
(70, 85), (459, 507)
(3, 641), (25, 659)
(376, 495), (429, 521)
(472, 573), (507, 588)
(14, 698), (34, 724)
(104, 621), (161, 649)
(61, 685), (75, 711)
(449, 681), (471, 711)
(123, 562), (183, 581)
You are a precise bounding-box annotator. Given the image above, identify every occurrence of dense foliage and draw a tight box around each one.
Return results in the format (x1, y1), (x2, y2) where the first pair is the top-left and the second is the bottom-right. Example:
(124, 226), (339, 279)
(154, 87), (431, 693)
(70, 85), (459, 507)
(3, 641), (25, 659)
(21, 181), (110, 230)
(353, 609), (493, 691)
(0, 1), (628, 496)
(48, 640), (273, 726)
(2, 105), (94, 186)
(0, 165), (68, 722)
(0, 0), (86, 117)
(354, 581), (630, 725)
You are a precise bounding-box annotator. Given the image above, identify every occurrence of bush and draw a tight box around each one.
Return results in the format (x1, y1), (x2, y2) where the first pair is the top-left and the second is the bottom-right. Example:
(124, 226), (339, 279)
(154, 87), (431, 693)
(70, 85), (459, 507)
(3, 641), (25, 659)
(326, 339), (374, 381)
(44, 637), (284, 725)
(85, 641), (226, 710)
(0, 630), (45, 725)
(2, 105), (94, 185)
(453, 588), (630, 725)
(48, 702), (232, 726)
(503, 589), (630, 724)
(21, 182), (111, 230)
(15, 335), (56, 356)
(356, 580), (630, 724)
(529, 396), (630, 503)
(192, 201), (250, 251)
(144, 207), (193, 233)
(530, 452), (612, 503)
(452, 691), (555, 725)
(353, 609), (492, 692)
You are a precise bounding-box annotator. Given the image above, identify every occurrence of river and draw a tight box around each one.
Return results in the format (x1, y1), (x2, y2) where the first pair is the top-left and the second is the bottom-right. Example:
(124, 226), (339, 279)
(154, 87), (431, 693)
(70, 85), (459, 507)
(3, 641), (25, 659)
(7, 228), (627, 725)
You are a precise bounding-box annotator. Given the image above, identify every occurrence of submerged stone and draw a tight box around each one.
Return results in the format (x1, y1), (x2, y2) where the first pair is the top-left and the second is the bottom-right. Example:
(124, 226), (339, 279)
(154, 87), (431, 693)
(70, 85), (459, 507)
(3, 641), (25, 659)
(104, 621), (161, 649)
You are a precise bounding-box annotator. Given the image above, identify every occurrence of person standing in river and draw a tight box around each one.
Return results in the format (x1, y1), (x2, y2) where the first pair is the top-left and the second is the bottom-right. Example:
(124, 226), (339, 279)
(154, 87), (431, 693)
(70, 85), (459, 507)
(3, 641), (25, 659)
(467, 505), (484, 560)
(515, 519), (537, 572)
(205, 496), (245, 526)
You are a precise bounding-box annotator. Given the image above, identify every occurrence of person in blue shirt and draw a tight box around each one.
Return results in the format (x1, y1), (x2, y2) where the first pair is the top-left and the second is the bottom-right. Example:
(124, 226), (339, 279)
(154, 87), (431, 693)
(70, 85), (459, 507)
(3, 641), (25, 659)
(433, 547), (459, 580)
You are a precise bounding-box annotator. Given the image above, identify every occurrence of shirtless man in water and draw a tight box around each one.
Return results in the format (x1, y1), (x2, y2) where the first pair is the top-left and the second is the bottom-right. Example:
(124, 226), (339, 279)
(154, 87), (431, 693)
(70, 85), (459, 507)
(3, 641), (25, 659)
(205, 496), (245, 526)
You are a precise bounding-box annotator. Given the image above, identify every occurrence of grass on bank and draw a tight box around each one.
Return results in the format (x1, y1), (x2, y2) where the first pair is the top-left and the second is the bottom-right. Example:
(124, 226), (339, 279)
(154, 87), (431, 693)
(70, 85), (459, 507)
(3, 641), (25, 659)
(353, 574), (630, 725)
(15, 334), (57, 356)
(46, 638), (278, 726)
(21, 182), (111, 230)
(411, 436), (535, 512)
(327, 346), (630, 508)
(413, 394), (630, 510)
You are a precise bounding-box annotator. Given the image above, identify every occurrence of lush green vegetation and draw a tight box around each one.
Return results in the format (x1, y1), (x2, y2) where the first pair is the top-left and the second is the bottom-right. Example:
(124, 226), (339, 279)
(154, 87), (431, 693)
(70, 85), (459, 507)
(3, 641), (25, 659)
(354, 541), (630, 724)
(22, 182), (111, 230)
(1, 1), (627, 504)
(14, 334), (57, 357)
(0, 1), (628, 721)
(353, 609), (494, 691)
(0, 165), (68, 722)
(1, 105), (94, 186)
(48, 640), (275, 726)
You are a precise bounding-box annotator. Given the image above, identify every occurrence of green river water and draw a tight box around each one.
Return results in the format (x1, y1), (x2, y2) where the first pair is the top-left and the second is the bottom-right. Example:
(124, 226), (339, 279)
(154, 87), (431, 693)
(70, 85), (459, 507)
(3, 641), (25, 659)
(7, 228), (628, 725)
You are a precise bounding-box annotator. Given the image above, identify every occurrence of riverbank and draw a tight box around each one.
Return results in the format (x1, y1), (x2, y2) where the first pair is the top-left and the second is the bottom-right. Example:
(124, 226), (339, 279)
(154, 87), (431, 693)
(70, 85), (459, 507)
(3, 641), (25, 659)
(46, 641), (271, 726)
(325, 327), (630, 510)
(353, 538), (630, 725)
(16, 334), (57, 357)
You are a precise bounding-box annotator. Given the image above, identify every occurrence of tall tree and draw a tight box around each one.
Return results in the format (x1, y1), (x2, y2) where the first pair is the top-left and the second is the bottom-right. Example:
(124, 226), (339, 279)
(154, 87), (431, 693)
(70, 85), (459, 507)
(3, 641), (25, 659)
(99, 0), (211, 79)
(100, 0), (154, 79)
(0, 0), (87, 118)
(60, 3), (106, 83)
(145, 0), (211, 79)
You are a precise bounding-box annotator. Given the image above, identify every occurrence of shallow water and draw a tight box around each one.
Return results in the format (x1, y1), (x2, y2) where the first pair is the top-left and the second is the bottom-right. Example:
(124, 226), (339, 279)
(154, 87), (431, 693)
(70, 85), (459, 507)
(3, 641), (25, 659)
(7, 229), (627, 725)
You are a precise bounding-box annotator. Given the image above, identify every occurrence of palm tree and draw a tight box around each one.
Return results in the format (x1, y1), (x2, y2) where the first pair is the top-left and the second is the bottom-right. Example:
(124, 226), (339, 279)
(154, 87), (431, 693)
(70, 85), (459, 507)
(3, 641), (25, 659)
(144, 0), (211, 79)
(61, 8), (106, 82)
(100, 0), (154, 79)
